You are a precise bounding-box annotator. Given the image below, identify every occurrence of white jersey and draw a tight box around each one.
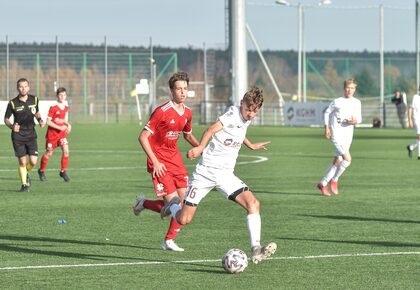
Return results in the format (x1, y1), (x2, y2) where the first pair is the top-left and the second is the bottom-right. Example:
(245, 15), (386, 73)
(199, 106), (251, 169)
(411, 94), (420, 122)
(324, 96), (362, 144)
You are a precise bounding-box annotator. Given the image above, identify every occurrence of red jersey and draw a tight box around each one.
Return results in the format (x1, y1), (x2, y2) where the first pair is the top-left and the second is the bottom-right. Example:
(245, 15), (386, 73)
(46, 103), (69, 140)
(144, 101), (193, 174)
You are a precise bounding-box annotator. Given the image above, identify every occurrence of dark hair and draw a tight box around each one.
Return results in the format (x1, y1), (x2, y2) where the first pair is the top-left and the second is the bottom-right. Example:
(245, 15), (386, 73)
(168, 71), (189, 89)
(242, 86), (264, 109)
(56, 87), (67, 96)
(17, 78), (29, 87)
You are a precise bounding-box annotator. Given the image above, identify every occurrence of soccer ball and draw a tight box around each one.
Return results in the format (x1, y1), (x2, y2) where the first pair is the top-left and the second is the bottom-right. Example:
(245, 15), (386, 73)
(222, 248), (248, 274)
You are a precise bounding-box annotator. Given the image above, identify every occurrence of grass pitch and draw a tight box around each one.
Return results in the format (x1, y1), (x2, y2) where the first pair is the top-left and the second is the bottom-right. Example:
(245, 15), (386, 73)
(0, 124), (419, 289)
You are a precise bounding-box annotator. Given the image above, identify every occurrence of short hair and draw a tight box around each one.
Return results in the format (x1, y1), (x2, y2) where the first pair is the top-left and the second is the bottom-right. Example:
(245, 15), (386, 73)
(242, 86), (264, 109)
(56, 87), (67, 96)
(168, 71), (189, 89)
(344, 78), (357, 89)
(17, 78), (29, 87)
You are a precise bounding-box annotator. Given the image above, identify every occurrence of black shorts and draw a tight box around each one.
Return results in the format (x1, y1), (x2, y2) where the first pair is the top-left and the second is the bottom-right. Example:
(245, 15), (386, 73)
(12, 137), (39, 158)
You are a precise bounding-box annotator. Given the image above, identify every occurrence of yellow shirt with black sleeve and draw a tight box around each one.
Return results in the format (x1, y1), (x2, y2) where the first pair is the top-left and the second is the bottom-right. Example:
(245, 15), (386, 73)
(4, 94), (40, 141)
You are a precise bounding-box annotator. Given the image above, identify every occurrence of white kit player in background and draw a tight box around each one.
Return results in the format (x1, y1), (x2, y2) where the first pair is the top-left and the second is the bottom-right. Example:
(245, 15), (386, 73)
(317, 79), (362, 196)
(160, 87), (277, 264)
(406, 86), (420, 159)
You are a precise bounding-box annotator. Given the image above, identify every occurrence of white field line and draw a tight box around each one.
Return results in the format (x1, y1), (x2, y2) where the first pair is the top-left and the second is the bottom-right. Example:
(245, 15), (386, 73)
(1, 251), (419, 271)
(0, 154), (268, 172)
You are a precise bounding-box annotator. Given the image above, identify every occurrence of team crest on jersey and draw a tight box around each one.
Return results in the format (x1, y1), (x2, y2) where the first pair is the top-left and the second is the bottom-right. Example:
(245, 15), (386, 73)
(223, 138), (241, 148)
(31, 107), (36, 114)
(156, 183), (164, 191)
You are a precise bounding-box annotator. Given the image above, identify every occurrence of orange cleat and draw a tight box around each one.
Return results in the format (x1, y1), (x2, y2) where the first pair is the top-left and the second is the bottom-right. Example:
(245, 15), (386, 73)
(329, 181), (339, 195)
(317, 182), (330, 197)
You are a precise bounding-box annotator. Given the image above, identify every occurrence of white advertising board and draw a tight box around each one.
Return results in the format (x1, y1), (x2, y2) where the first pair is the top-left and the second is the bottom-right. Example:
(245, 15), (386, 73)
(283, 102), (330, 126)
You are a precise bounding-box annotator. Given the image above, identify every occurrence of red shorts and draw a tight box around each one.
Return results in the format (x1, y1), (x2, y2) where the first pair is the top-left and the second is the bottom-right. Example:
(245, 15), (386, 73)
(152, 172), (189, 197)
(46, 136), (68, 151)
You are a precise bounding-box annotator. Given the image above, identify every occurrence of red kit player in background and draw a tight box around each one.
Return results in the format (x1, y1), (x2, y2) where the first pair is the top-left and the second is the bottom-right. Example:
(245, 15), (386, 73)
(132, 71), (199, 251)
(38, 87), (71, 182)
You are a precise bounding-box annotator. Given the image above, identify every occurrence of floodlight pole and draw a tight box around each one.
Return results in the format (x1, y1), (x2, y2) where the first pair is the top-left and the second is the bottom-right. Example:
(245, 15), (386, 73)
(298, 3), (303, 102)
(380, 5), (385, 126)
(6, 35), (9, 100)
(416, 0), (419, 90)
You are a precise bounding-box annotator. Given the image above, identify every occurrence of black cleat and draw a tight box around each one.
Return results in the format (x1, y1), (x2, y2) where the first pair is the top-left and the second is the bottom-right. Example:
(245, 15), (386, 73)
(418, 157), (420, 160)
(59, 171), (70, 182)
(26, 174), (31, 187)
(38, 169), (46, 181)
(19, 184), (29, 192)
(407, 145), (413, 158)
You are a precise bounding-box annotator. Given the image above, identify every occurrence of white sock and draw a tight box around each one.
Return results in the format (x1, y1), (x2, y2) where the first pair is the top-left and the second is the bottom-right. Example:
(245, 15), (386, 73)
(321, 163), (337, 186)
(410, 141), (418, 150)
(417, 140), (420, 157)
(332, 160), (350, 181)
(169, 204), (181, 218)
(247, 213), (261, 249)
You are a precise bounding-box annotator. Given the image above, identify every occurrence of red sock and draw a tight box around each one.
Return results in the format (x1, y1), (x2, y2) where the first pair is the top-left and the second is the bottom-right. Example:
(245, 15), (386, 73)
(143, 200), (164, 213)
(40, 155), (49, 172)
(165, 218), (182, 240)
(61, 156), (69, 172)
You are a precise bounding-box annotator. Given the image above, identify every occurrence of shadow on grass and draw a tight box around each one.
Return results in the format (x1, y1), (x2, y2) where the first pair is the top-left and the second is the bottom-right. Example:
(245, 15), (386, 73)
(0, 234), (163, 261)
(299, 214), (420, 224)
(184, 268), (226, 274)
(278, 237), (420, 248)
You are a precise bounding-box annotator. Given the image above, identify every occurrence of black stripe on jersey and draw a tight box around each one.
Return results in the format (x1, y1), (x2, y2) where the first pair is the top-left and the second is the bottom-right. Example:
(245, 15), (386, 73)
(228, 186), (250, 202)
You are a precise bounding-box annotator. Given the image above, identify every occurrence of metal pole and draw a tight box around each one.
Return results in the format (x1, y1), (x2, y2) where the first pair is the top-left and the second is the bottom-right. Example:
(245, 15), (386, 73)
(6, 35), (9, 100)
(104, 36), (108, 124)
(297, 3), (302, 102)
(229, 0), (248, 106)
(302, 5), (307, 102)
(149, 37), (155, 115)
(380, 5), (385, 126)
(203, 42), (209, 124)
(56, 35), (59, 88)
(416, 0), (419, 89)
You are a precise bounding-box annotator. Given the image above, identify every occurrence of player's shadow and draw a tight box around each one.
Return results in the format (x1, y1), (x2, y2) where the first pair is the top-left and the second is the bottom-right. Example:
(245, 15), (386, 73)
(0, 243), (143, 261)
(184, 268), (226, 274)
(0, 234), (157, 251)
(278, 237), (420, 248)
(298, 214), (420, 224)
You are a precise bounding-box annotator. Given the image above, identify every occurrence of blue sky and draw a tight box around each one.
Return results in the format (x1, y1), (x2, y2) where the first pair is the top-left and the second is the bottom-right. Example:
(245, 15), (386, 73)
(0, 0), (417, 51)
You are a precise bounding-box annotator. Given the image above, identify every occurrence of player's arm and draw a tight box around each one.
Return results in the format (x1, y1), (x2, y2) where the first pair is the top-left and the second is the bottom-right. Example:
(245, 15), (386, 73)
(4, 102), (19, 131)
(63, 112), (71, 134)
(187, 120), (223, 160)
(243, 137), (270, 151)
(183, 132), (199, 147)
(46, 117), (67, 131)
(323, 102), (333, 140)
(34, 97), (45, 128)
(139, 129), (166, 177)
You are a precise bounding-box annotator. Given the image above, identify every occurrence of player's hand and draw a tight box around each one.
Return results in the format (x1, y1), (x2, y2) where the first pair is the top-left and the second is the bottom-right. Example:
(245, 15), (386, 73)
(65, 124), (72, 134)
(187, 146), (203, 160)
(324, 127), (331, 140)
(13, 123), (20, 132)
(346, 116), (357, 125)
(152, 161), (167, 178)
(250, 141), (271, 150)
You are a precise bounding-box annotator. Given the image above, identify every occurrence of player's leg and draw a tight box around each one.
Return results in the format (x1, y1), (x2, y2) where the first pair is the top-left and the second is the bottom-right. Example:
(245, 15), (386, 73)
(232, 189), (277, 264)
(58, 140), (70, 181)
(17, 155), (29, 191)
(39, 139), (56, 180)
(220, 173), (276, 264)
(407, 125), (420, 158)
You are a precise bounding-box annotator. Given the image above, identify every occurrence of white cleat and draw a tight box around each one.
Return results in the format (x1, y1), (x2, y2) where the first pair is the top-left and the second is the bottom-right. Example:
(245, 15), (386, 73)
(251, 242), (277, 264)
(132, 195), (146, 216)
(162, 239), (184, 252)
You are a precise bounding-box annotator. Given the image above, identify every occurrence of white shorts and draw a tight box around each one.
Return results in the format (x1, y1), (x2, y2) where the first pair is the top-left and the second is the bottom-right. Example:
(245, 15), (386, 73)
(184, 164), (248, 206)
(332, 138), (351, 156)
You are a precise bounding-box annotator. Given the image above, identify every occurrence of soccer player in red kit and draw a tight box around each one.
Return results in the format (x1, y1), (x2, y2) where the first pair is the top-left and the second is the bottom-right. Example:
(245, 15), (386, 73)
(38, 87), (71, 182)
(132, 71), (199, 251)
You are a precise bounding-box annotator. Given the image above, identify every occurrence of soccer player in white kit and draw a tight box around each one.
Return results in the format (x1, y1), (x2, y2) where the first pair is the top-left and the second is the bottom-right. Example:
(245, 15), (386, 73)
(160, 87), (277, 264)
(317, 79), (362, 196)
(406, 86), (420, 159)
